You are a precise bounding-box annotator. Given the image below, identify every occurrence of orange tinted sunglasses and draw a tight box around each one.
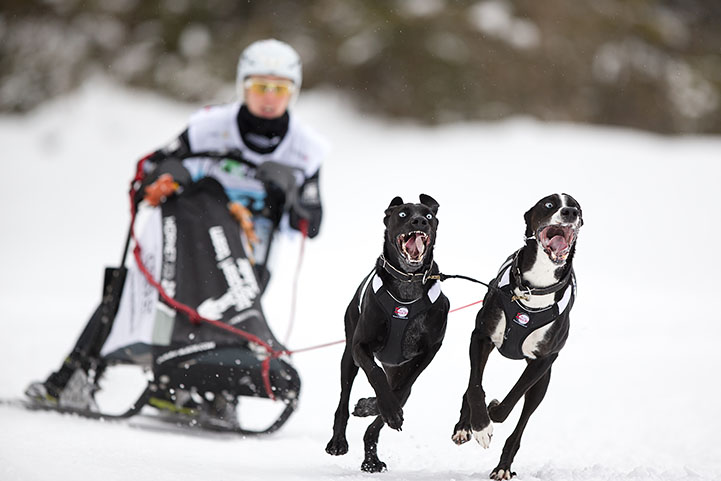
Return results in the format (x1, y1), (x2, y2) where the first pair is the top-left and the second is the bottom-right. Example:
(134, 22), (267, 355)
(244, 78), (296, 96)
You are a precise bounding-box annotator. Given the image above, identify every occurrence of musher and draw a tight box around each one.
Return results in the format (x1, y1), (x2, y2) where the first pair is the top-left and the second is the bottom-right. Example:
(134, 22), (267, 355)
(26, 39), (329, 422)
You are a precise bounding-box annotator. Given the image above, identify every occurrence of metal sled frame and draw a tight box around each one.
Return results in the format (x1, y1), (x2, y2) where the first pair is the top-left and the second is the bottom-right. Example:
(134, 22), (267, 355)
(14, 380), (297, 436)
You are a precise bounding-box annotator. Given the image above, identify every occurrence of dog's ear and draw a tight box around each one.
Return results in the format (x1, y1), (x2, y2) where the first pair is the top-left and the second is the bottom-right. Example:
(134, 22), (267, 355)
(419, 194), (439, 215)
(384, 196), (404, 226)
(523, 207), (534, 238)
(388, 196), (404, 209)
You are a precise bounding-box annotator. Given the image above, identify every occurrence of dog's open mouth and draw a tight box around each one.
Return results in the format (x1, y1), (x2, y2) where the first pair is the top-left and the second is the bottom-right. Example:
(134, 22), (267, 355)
(397, 231), (430, 265)
(538, 224), (576, 263)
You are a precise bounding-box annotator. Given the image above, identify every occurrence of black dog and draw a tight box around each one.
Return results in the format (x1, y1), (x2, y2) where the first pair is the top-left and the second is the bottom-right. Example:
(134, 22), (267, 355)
(326, 194), (450, 472)
(452, 193), (583, 480)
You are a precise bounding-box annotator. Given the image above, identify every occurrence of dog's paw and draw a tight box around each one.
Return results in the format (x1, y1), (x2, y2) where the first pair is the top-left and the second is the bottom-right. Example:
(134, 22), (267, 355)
(352, 397), (379, 417)
(380, 405), (403, 431)
(451, 428), (472, 445)
(382, 410), (404, 431)
(325, 435), (349, 456)
(473, 424), (493, 449)
(361, 456), (387, 473)
(377, 396), (403, 430)
(490, 466), (516, 480)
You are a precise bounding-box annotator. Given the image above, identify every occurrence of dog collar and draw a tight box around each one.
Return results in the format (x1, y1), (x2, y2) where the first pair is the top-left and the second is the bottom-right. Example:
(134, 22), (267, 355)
(376, 254), (436, 284)
(509, 249), (574, 298)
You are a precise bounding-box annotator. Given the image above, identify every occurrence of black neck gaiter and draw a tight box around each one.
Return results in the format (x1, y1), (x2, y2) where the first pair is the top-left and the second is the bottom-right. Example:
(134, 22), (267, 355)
(237, 105), (290, 154)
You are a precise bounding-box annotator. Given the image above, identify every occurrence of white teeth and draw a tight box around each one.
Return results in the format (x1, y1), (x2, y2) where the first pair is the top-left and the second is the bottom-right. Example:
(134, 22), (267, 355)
(399, 231), (429, 263)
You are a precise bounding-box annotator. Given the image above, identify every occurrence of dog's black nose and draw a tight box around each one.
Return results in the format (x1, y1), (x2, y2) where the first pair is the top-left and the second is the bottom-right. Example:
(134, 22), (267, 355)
(561, 207), (579, 222)
(411, 215), (428, 227)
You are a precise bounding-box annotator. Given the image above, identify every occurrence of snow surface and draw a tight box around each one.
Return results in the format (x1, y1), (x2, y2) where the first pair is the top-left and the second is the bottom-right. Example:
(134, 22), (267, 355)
(1, 78), (721, 481)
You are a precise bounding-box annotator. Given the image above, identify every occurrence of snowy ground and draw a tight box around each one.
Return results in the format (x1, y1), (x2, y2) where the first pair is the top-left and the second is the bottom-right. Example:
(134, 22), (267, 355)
(1, 79), (720, 481)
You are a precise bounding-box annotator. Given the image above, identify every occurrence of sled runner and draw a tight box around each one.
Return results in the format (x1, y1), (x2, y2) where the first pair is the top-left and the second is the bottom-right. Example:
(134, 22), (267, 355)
(24, 153), (305, 435)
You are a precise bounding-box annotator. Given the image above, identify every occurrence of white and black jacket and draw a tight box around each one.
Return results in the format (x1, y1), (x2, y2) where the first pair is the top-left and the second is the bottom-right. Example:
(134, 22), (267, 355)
(144, 102), (330, 238)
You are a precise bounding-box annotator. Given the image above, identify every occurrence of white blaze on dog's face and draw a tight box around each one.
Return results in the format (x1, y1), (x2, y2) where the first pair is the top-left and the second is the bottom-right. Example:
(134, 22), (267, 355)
(383, 194), (439, 271)
(524, 193), (583, 265)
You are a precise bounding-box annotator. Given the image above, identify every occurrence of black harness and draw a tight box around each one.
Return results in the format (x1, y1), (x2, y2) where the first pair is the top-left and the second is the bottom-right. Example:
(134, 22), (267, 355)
(492, 251), (576, 360)
(358, 259), (445, 366)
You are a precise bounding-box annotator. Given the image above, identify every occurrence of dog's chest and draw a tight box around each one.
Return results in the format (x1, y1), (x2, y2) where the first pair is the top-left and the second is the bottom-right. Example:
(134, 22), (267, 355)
(369, 279), (444, 366)
(400, 315), (425, 358)
(374, 312), (428, 366)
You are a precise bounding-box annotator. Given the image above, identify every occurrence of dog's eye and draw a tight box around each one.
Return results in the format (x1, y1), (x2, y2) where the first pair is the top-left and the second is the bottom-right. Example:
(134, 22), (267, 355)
(399, 212), (406, 218)
(545, 202), (554, 209)
(425, 214), (433, 220)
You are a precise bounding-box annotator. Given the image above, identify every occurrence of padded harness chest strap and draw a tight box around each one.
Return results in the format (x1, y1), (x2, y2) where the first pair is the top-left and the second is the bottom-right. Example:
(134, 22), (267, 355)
(494, 257), (576, 360)
(359, 272), (442, 366)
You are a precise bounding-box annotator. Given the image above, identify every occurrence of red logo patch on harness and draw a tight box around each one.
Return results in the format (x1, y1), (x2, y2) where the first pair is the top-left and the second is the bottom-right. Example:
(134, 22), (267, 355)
(514, 312), (530, 326)
(394, 306), (409, 318)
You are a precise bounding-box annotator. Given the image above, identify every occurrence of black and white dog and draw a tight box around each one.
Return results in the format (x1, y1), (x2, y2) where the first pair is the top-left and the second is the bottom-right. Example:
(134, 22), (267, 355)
(452, 193), (583, 480)
(326, 194), (450, 473)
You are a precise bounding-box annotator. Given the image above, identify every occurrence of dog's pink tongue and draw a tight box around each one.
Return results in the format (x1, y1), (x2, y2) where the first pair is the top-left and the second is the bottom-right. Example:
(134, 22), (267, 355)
(415, 235), (425, 253)
(548, 235), (568, 252)
(405, 236), (421, 257)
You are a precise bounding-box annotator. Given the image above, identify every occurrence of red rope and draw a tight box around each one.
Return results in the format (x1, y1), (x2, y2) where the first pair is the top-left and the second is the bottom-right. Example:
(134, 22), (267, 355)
(450, 299), (484, 313)
(287, 339), (346, 354)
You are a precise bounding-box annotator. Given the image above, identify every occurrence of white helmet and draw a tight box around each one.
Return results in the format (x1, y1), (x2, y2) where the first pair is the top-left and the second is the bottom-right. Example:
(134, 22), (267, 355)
(236, 39), (302, 101)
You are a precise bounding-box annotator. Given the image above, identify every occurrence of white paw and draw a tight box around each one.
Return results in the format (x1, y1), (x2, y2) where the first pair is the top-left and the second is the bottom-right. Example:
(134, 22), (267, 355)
(491, 468), (513, 480)
(451, 429), (471, 445)
(473, 424), (493, 449)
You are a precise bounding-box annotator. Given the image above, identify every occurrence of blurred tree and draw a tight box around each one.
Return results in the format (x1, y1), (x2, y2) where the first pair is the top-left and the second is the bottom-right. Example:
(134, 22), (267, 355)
(0, 0), (719, 133)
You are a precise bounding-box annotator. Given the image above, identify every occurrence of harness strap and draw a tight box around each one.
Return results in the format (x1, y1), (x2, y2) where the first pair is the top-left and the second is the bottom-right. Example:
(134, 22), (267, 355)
(357, 268), (377, 313)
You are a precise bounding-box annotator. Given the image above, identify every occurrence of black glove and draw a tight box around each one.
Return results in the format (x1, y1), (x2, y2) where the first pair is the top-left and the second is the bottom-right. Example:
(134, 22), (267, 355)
(290, 174), (322, 238)
(256, 162), (323, 237)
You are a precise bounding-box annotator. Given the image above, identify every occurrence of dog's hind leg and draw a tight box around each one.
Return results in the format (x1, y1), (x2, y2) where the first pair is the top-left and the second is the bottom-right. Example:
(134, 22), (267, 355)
(490, 368), (553, 481)
(352, 397), (378, 417)
(326, 344), (359, 456)
(361, 416), (387, 473)
(487, 353), (557, 424)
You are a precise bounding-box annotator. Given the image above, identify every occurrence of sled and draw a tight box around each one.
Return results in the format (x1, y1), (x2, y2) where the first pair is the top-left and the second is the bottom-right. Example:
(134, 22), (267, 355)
(23, 152), (304, 435)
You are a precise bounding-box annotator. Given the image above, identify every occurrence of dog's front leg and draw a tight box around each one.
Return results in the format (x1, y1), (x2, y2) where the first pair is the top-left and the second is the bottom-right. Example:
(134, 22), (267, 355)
(356, 344), (441, 473)
(386, 342), (441, 406)
(353, 342), (442, 418)
(453, 329), (495, 447)
(352, 341), (403, 430)
(326, 343), (359, 456)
